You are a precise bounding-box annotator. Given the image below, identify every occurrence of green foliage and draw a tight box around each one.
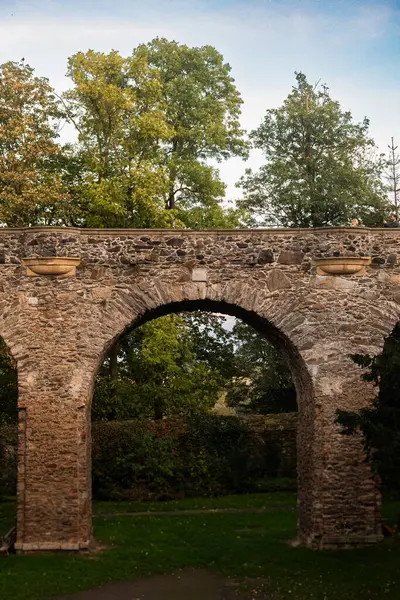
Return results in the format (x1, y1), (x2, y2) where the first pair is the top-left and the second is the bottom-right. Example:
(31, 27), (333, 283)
(0, 339), (17, 425)
(238, 72), (390, 228)
(63, 49), (174, 228)
(93, 314), (228, 421)
(91, 414), (288, 501)
(0, 424), (17, 498)
(182, 312), (236, 380)
(226, 321), (296, 414)
(92, 420), (179, 500)
(180, 413), (255, 495)
(337, 325), (400, 491)
(63, 40), (249, 228)
(134, 38), (249, 213)
(0, 339), (18, 498)
(93, 312), (298, 422)
(0, 60), (72, 226)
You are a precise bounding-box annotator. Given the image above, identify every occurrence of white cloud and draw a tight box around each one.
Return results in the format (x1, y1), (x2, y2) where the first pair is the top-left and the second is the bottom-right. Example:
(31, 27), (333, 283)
(0, 0), (398, 199)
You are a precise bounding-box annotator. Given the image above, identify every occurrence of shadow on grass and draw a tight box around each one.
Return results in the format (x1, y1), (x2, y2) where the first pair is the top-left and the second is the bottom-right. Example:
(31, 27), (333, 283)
(0, 493), (400, 600)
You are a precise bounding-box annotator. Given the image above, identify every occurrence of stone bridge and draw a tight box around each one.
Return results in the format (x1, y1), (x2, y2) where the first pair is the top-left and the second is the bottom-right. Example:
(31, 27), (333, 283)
(2, 226), (400, 552)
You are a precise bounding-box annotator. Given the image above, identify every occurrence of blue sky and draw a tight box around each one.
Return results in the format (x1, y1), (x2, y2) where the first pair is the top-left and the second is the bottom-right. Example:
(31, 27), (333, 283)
(0, 0), (399, 198)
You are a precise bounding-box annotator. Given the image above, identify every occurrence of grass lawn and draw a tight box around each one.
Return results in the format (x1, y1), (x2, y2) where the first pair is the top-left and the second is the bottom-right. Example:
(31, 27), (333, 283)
(0, 493), (399, 600)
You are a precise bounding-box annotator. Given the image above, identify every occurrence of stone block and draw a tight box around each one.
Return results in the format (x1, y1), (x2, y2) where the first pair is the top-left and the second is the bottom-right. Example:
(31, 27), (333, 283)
(257, 249), (274, 264)
(278, 250), (304, 265)
(266, 268), (291, 292)
(310, 275), (356, 290)
(192, 268), (208, 282)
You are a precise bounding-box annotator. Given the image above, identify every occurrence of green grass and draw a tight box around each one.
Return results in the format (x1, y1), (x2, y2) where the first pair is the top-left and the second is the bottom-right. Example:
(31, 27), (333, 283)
(0, 494), (400, 600)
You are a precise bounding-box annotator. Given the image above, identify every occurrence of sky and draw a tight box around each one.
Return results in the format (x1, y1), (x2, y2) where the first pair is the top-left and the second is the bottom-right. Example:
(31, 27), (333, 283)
(0, 0), (399, 200)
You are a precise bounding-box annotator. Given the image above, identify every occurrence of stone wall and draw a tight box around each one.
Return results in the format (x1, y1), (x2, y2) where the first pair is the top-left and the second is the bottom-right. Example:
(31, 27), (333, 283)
(0, 226), (399, 551)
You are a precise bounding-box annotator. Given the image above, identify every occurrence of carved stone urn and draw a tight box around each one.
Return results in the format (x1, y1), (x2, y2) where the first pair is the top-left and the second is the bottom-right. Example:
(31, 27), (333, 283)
(312, 256), (371, 276)
(22, 257), (81, 277)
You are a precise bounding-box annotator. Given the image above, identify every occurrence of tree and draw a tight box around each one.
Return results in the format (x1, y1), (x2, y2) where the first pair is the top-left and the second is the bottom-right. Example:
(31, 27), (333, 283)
(182, 312), (236, 380)
(238, 72), (389, 228)
(93, 314), (226, 421)
(0, 60), (71, 226)
(134, 38), (249, 226)
(226, 321), (296, 414)
(63, 50), (174, 228)
(63, 41), (249, 228)
(386, 137), (400, 219)
(63, 44), (250, 388)
(337, 325), (400, 493)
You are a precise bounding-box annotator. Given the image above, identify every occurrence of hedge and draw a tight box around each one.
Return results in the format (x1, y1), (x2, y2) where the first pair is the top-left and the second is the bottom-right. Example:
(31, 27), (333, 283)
(1, 414), (297, 501)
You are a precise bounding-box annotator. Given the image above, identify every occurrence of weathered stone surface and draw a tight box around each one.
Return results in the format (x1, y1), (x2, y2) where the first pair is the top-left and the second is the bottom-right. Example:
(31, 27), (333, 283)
(257, 249), (274, 265)
(278, 250), (304, 265)
(266, 268), (291, 292)
(376, 270), (391, 283)
(310, 275), (356, 290)
(192, 268), (208, 282)
(2, 225), (400, 553)
(166, 237), (184, 247)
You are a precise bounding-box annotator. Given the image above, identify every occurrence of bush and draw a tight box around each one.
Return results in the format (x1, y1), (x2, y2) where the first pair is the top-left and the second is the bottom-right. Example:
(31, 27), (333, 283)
(1, 416), (297, 502)
(177, 414), (255, 496)
(92, 414), (296, 501)
(0, 425), (17, 498)
(92, 420), (182, 500)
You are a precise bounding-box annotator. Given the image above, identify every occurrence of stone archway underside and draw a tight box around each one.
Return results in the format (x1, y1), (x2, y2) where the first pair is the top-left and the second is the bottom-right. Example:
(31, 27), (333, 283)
(0, 225), (399, 551)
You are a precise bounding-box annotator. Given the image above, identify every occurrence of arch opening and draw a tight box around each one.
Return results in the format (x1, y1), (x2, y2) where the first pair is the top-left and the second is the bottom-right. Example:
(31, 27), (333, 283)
(90, 299), (315, 543)
(100, 299), (313, 415)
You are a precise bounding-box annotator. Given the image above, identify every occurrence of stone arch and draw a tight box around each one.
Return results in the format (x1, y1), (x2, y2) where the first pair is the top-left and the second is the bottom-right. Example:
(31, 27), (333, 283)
(81, 280), (313, 545)
(13, 276), (391, 551)
(83, 278), (390, 549)
(7, 225), (400, 553)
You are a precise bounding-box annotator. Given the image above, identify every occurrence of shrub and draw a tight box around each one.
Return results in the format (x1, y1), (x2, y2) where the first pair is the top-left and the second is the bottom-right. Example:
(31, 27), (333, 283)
(177, 413), (255, 496)
(92, 420), (181, 500)
(92, 414), (295, 500)
(0, 425), (17, 498)
(1, 416), (297, 502)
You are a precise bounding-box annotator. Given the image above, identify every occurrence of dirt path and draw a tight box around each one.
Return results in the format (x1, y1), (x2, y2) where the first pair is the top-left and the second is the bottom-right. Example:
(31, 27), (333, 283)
(52, 568), (261, 600)
(95, 506), (294, 518)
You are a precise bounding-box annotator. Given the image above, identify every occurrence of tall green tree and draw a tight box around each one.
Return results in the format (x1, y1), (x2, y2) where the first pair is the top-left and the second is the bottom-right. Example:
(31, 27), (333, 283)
(134, 38), (249, 227)
(93, 314), (228, 421)
(0, 60), (71, 226)
(226, 321), (296, 414)
(63, 50), (174, 228)
(63, 43), (250, 387)
(238, 72), (389, 228)
(182, 312), (236, 380)
(63, 41), (249, 228)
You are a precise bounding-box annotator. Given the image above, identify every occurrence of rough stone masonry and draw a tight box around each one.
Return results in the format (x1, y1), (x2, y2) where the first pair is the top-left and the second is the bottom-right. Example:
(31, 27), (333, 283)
(1, 225), (400, 551)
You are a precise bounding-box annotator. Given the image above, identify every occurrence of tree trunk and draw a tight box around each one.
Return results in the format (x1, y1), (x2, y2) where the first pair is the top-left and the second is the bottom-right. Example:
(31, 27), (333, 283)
(153, 398), (164, 421)
(109, 342), (119, 382)
(165, 139), (179, 210)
